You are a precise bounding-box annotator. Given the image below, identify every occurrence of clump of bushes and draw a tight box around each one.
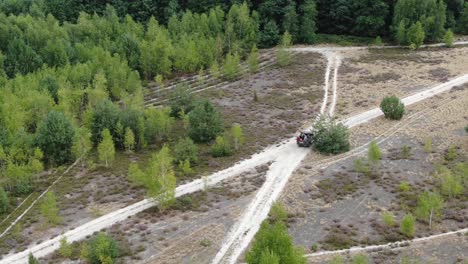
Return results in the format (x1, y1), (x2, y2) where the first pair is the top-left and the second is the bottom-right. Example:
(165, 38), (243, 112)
(210, 136), (233, 157)
(81, 232), (119, 264)
(312, 115), (350, 155)
(380, 96), (405, 120)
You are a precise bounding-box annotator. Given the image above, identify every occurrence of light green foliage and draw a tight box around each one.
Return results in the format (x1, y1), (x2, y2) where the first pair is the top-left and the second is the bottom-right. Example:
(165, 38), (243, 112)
(352, 254), (370, 264)
(128, 146), (176, 208)
(174, 137), (199, 165)
(211, 136), (233, 157)
(246, 221), (306, 264)
(188, 100), (223, 143)
(368, 141), (382, 164)
(415, 191), (443, 228)
(277, 31), (292, 67)
(72, 127), (92, 161)
(329, 255), (344, 264)
(382, 212), (396, 226)
(354, 158), (371, 176)
(373, 36), (383, 46)
(445, 144), (456, 161)
(259, 250), (280, 264)
(0, 187), (9, 214)
(269, 202), (288, 223)
(400, 214), (415, 237)
(145, 107), (174, 142)
(223, 52), (240, 80)
(247, 45), (260, 74)
(399, 181), (411, 192)
(437, 166), (463, 198)
(444, 29), (454, 47)
(312, 115), (350, 154)
(178, 159), (194, 176)
(400, 255), (421, 264)
(423, 138), (433, 153)
(36, 111), (75, 166)
(124, 128), (135, 152)
(83, 232), (119, 264)
(380, 96), (405, 120)
(231, 123), (244, 151)
(407, 22), (425, 49)
(210, 60), (222, 79)
(59, 237), (72, 258)
(98, 129), (115, 167)
(40, 191), (61, 225)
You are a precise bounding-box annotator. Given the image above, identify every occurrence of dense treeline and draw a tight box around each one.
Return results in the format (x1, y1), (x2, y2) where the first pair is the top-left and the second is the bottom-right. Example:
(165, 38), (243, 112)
(1, 0), (466, 46)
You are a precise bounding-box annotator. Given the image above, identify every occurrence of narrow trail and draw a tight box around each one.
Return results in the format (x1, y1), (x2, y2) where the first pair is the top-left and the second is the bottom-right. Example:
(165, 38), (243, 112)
(329, 55), (341, 116)
(2, 44), (468, 263)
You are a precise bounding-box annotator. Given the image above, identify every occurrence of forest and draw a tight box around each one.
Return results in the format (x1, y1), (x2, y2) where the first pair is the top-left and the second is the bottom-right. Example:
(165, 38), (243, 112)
(0, 0), (467, 225)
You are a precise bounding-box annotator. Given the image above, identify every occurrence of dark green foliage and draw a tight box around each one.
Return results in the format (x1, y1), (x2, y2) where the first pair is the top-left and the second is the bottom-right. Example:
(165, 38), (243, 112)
(174, 137), (199, 164)
(91, 100), (120, 145)
(300, 0), (318, 43)
(260, 20), (280, 48)
(313, 115), (350, 155)
(188, 100), (223, 143)
(84, 232), (119, 264)
(169, 84), (195, 118)
(28, 253), (39, 264)
(36, 111), (75, 165)
(39, 76), (60, 104)
(380, 96), (405, 120)
(0, 186), (9, 214)
(458, 3), (468, 34)
(4, 38), (43, 78)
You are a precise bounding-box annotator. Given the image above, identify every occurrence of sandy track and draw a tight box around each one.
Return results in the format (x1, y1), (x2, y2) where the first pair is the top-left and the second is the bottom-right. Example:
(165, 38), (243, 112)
(2, 50), (468, 264)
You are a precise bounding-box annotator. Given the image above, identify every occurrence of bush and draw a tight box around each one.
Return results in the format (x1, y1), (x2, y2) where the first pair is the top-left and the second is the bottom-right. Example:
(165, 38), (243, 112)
(0, 187), (9, 214)
(174, 137), (199, 164)
(400, 214), (415, 237)
(352, 254), (370, 264)
(36, 111), (75, 165)
(312, 115), (350, 155)
(59, 237), (72, 258)
(169, 84), (194, 118)
(353, 158), (370, 176)
(380, 96), (405, 120)
(82, 233), (119, 264)
(223, 52), (240, 80)
(210, 136), (233, 157)
(415, 191), (444, 228)
(444, 29), (454, 48)
(398, 181), (411, 192)
(381, 212), (396, 226)
(445, 144), (456, 161)
(188, 100), (223, 143)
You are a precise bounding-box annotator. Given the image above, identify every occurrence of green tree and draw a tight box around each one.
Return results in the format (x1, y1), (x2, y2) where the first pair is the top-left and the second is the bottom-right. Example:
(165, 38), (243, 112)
(128, 146), (176, 208)
(223, 52), (240, 80)
(91, 100), (120, 145)
(283, 1), (299, 41)
(247, 45), (260, 74)
(415, 191), (444, 229)
(368, 140), (382, 173)
(59, 237), (72, 258)
(98, 129), (115, 167)
(380, 96), (405, 120)
(188, 100), (223, 143)
(71, 127), (92, 162)
(36, 111), (75, 166)
(400, 213), (415, 237)
(396, 21), (407, 45)
(174, 137), (199, 164)
(83, 232), (119, 264)
(260, 20), (280, 48)
(211, 136), (233, 157)
(438, 166), (463, 198)
(458, 3), (468, 34)
(169, 84), (195, 118)
(277, 31), (292, 67)
(312, 115), (350, 154)
(231, 123), (244, 151)
(0, 187), (9, 214)
(145, 107), (174, 142)
(178, 159), (194, 176)
(39, 76), (60, 104)
(4, 38), (43, 78)
(300, 0), (318, 44)
(40, 191), (61, 225)
(407, 22), (425, 49)
(444, 29), (454, 47)
(246, 221), (306, 264)
(124, 127), (135, 152)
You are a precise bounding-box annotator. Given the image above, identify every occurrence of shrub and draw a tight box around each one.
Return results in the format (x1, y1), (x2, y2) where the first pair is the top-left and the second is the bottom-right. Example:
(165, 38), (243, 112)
(169, 84), (194, 118)
(211, 136), (233, 157)
(312, 115), (350, 154)
(438, 167), (463, 198)
(415, 191), (444, 228)
(178, 159), (194, 176)
(368, 141), (381, 166)
(445, 145), (456, 161)
(398, 181), (411, 192)
(231, 124), (244, 151)
(28, 253), (39, 264)
(380, 96), (405, 120)
(59, 237), (72, 258)
(352, 254), (370, 264)
(277, 31), (292, 67)
(188, 100), (223, 143)
(407, 22), (425, 49)
(82, 233), (119, 264)
(247, 45), (260, 73)
(423, 138), (433, 153)
(40, 191), (61, 225)
(97, 129), (115, 167)
(401, 145), (411, 159)
(174, 137), (199, 165)
(124, 128), (135, 152)
(382, 212), (396, 227)
(444, 29), (454, 48)
(353, 158), (370, 176)
(400, 214), (415, 237)
(269, 202), (288, 223)
(223, 52), (240, 80)
(0, 187), (9, 214)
